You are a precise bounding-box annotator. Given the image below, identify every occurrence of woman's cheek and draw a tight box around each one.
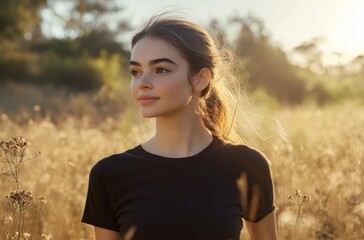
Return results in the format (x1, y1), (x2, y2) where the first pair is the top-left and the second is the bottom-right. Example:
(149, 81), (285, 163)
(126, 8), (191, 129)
(130, 80), (138, 100)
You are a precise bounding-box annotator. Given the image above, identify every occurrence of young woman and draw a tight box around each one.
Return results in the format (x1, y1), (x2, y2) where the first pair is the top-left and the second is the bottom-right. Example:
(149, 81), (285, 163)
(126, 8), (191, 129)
(82, 14), (278, 240)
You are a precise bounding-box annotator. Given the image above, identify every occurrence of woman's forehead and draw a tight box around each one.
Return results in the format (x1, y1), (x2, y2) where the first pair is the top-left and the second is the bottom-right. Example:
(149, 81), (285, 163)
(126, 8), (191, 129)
(130, 37), (184, 64)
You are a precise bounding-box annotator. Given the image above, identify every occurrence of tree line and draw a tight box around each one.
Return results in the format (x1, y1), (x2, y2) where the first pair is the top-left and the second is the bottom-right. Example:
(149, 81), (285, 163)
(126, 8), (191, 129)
(0, 0), (363, 105)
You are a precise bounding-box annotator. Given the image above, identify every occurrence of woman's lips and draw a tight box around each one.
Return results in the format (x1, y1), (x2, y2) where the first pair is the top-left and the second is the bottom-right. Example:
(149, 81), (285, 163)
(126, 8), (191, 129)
(137, 96), (159, 106)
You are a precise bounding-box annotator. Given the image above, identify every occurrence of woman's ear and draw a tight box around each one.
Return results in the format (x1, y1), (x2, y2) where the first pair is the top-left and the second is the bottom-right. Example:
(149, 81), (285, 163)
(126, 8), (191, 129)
(192, 68), (211, 92)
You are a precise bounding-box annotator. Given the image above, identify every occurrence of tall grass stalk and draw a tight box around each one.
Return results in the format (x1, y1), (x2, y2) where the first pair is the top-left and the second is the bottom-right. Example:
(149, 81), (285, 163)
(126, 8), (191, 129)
(289, 189), (313, 240)
(1, 136), (45, 240)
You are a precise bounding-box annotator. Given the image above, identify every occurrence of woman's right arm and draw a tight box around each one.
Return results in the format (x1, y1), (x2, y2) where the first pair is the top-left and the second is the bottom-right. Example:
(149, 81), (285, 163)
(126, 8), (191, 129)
(245, 211), (278, 240)
(94, 227), (120, 240)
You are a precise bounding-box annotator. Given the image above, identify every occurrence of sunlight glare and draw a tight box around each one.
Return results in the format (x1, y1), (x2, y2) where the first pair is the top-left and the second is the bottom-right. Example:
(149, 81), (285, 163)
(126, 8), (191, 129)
(331, 1), (364, 54)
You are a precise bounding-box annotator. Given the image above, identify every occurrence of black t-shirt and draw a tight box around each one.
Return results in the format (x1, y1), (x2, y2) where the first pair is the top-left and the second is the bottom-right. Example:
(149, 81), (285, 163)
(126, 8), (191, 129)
(82, 136), (275, 240)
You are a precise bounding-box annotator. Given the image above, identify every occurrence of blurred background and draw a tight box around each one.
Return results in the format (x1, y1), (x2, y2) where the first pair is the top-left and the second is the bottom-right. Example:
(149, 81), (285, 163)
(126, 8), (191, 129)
(1, 0), (363, 116)
(0, 0), (363, 239)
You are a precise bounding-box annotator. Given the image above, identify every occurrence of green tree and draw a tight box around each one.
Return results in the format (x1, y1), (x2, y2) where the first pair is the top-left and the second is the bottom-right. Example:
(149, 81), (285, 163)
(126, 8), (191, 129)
(36, 0), (131, 63)
(45, 0), (131, 38)
(349, 55), (364, 80)
(293, 37), (326, 74)
(0, 0), (46, 41)
(32, 29), (129, 58)
(232, 15), (307, 104)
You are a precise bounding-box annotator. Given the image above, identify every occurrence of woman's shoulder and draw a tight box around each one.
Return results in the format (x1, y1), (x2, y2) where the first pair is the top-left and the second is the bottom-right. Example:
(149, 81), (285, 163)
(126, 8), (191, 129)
(90, 144), (145, 175)
(215, 139), (273, 185)
(216, 138), (272, 169)
(217, 138), (266, 158)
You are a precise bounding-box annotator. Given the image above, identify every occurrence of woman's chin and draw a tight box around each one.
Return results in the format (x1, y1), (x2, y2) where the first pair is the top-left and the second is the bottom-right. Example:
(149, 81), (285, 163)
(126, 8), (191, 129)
(139, 111), (158, 118)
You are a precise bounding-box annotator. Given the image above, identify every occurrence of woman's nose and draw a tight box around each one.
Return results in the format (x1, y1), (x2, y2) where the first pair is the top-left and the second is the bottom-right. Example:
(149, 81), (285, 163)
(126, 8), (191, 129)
(138, 74), (153, 90)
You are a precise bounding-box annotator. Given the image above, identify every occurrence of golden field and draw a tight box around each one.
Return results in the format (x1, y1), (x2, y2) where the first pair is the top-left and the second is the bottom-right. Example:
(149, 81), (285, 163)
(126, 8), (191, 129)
(0, 85), (363, 240)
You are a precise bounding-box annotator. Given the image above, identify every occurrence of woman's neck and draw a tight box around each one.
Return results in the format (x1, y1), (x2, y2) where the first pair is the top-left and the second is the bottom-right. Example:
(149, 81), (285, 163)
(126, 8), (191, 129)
(142, 112), (212, 158)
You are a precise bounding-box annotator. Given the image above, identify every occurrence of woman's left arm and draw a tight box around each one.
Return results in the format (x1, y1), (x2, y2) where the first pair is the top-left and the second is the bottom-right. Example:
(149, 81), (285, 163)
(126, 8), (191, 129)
(245, 211), (278, 240)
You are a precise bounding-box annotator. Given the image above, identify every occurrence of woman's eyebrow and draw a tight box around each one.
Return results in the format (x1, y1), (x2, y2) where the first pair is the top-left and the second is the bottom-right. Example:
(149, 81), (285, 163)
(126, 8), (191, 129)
(150, 58), (177, 66)
(129, 58), (177, 67)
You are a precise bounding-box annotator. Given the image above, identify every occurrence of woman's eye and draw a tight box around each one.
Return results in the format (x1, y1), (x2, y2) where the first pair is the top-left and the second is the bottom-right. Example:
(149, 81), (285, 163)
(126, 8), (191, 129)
(130, 70), (140, 76)
(155, 68), (169, 74)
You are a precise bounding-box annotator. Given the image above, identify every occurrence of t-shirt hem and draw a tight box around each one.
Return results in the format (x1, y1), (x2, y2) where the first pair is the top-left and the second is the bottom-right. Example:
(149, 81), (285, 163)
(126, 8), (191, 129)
(243, 205), (276, 223)
(81, 215), (119, 232)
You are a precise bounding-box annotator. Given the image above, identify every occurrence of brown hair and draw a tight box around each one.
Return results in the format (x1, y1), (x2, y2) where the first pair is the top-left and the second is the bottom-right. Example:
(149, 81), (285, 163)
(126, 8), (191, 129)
(131, 15), (249, 143)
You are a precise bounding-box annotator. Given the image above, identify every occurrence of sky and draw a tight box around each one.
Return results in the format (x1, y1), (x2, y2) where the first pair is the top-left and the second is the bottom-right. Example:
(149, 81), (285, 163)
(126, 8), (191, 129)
(119, 0), (364, 65)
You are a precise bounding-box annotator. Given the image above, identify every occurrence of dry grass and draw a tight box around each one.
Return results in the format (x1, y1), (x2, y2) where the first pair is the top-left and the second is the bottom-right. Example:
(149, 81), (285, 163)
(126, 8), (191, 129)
(0, 85), (363, 239)
(269, 101), (364, 240)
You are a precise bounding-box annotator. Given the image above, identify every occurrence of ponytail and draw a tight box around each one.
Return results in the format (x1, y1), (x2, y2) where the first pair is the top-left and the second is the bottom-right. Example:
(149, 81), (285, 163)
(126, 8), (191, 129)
(199, 84), (230, 141)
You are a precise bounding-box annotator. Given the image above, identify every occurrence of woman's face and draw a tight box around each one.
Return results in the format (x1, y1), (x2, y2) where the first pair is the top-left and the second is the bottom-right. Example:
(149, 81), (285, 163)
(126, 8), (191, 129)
(129, 37), (196, 118)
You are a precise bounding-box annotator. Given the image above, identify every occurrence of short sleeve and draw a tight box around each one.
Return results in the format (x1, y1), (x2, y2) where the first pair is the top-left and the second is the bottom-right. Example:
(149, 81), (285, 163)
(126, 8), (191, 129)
(239, 151), (275, 223)
(82, 164), (119, 232)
